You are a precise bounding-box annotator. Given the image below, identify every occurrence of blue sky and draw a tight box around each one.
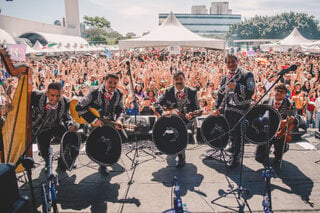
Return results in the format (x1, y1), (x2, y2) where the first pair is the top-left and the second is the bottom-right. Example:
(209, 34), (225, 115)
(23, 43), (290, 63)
(1, 0), (319, 36)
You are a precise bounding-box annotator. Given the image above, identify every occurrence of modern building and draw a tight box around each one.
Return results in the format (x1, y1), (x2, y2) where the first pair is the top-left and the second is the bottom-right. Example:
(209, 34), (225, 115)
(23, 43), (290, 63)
(191, 6), (208, 15)
(159, 2), (241, 37)
(210, 2), (232, 15)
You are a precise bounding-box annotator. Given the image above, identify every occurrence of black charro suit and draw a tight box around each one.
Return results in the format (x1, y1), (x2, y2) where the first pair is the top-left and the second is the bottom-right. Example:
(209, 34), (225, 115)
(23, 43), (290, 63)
(31, 90), (74, 164)
(75, 84), (125, 175)
(214, 67), (255, 164)
(155, 86), (200, 163)
(75, 84), (125, 123)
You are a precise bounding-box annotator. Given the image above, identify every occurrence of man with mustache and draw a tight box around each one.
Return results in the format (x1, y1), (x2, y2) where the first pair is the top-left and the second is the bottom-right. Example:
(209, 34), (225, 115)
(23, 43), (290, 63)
(75, 73), (125, 176)
(212, 54), (255, 169)
(155, 71), (200, 168)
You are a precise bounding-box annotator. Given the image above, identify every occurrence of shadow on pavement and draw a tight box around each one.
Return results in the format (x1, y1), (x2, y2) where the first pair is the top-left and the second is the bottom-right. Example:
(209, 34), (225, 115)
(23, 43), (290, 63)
(274, 160), (314, 207)
(151, 156), (204, 197)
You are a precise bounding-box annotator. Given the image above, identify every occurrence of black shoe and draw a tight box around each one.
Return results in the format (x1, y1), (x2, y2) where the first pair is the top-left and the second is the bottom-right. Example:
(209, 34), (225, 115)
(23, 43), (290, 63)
(227, 158), (239, 169)
(176, 159), (186, 168)
(98, 166), (109, 176)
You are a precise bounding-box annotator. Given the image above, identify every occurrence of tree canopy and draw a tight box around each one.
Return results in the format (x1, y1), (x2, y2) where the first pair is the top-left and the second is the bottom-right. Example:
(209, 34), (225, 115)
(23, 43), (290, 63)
(82, 16), (133, 45)
(227, 12), (320, 41)
(83, 16), (110, 29)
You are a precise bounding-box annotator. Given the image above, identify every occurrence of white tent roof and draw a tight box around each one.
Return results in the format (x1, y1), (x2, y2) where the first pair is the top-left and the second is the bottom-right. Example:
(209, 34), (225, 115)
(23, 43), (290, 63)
(32, 40), (43, 50)
(300, 40), (320, 53)
(0, 28), (16, 44)
(261, 28), (313, 52)
(20, 32), (88, 47)
(279, 28), (311, 46)
(119, 12), (225, 50)
(19, 40), (37, 54)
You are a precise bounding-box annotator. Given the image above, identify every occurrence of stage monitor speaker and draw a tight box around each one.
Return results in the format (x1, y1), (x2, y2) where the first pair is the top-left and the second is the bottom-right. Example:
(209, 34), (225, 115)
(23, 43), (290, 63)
(196, 115), (209, 129)
(125, 115), (157, 135)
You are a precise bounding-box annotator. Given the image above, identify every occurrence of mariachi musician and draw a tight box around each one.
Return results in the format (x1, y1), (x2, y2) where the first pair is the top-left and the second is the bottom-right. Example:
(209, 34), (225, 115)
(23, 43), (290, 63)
(32, 82), (77, 171)
(255, 83), (298, 169)
(212, 54), (255, 169)
(155, 71), (200, 168)
(75, 73), (125, 176)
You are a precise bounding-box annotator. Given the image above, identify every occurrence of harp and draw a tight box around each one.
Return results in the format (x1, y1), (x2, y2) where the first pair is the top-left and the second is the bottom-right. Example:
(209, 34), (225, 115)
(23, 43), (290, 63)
(0, 45), (32, 172)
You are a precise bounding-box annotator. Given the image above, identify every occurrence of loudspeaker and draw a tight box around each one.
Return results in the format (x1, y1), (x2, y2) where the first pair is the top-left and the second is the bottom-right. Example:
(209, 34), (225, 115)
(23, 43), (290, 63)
(12, 195), (31, 213)
(0, 163), (32, 213)
(125, 115), (157, 136)
(0, 163), (20, 212)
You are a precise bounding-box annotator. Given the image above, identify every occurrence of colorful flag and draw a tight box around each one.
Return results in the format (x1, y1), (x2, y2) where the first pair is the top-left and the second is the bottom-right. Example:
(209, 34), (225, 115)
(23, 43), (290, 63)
(105, 48), (112, 59)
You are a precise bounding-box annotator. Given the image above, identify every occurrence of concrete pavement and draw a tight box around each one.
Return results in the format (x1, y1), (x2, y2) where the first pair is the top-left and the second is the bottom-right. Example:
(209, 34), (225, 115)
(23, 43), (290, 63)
(18, 129), (320, 212)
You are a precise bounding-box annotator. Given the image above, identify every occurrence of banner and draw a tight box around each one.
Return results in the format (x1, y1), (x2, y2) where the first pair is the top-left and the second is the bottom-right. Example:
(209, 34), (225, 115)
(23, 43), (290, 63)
(7, 44), (26, 61)
(168, 46), (181, 55)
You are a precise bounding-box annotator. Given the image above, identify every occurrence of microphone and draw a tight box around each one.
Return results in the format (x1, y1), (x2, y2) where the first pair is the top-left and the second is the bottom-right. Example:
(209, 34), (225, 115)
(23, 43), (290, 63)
(268, 64), (298, 79)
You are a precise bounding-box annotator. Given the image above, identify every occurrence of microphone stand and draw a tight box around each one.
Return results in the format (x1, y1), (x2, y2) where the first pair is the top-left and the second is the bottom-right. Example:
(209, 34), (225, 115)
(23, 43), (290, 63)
(15, 109), (54, 213)
(261, 117), (274, 213)
(124, 61), (155, 170)
(211, 67), (289, 212)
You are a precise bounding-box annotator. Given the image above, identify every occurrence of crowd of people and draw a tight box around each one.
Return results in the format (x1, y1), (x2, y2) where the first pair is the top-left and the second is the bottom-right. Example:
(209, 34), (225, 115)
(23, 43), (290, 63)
(1, 48), (320, 173)
(1, 49), (320, 129)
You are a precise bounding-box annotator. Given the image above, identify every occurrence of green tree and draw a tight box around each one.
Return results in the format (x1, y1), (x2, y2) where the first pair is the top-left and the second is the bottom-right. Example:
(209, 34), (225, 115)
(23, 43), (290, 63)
(227, 12), (320, 41)
(82, 28), (108, 44)
(125, 32), (136, 39)
(83, 16), (110, 29)
(82, 15), (128, 45)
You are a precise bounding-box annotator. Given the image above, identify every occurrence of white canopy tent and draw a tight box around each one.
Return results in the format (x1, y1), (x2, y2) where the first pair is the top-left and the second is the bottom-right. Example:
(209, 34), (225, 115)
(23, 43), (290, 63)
(280, 28), (311, 45)
(119, 12), (225, 50)
(261, 28), (312, 52)
(0, 28), (16, 45)
(19, 40), (37, 54)
(32, 40), (44, 51)
(300, 40), (320, 53)
(19, 32), (89, 48)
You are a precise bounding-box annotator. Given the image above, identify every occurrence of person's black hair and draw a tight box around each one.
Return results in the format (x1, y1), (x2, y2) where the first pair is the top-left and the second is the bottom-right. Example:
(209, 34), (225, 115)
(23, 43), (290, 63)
(225, 54), (238, 63)
(173, 71), (185, 79)
(275, 83), (287, 93)
(48, 82), (62, 91)
(105, 73), (119, 81)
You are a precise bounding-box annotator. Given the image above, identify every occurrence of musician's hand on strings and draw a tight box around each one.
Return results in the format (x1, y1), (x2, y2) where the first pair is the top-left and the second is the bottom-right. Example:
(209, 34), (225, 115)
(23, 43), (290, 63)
(185, 112), (193, 120)
(114, 120), (123, 130)
(68, 126), (78, 132)
(227, 82), (236, 90)
(93, 119), (104, 127)
(288, 115), (295, 124)
(211, 109), (220, 117)
(162, 110), (172, 117)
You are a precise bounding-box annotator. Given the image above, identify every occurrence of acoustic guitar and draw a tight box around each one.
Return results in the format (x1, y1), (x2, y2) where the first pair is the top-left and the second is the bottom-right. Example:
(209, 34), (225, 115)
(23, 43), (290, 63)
(69, 99), (135, 131)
